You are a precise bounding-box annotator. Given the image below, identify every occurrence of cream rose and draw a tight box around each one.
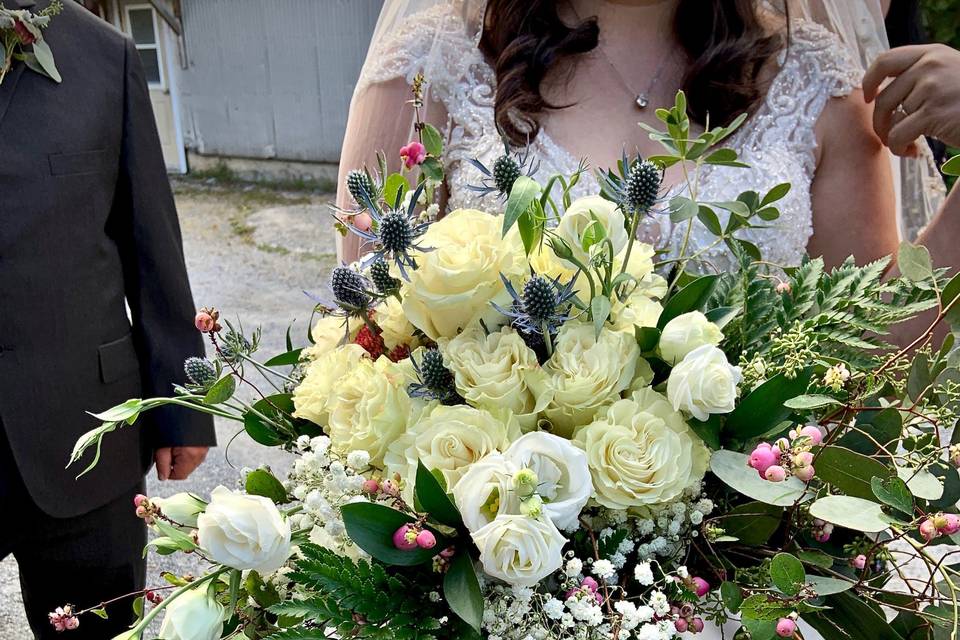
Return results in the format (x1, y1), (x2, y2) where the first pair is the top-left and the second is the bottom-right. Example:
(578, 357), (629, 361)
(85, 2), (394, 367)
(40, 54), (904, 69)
(301, 314), (362, 360)
(471, 514), (567, 587)
(157, 587), (224, 640)
(573, 387), (710, 508)
(154, 492), (206, 530)
(452, 453), (520, 532)
(611, 289), (663, 334)
(503, 432), (591, 531)
(542, 322), (640, 437)
(326, 355), (417, 467)
(667, 344), (742, 421)
(197, 486), (292, 574)
(384, 404), (521, 496)
(659, 311), (723, 365)
(439, 327), (551, 430)
(292, 344), (368, 427)
(556, 196), (628, 267)
(399, 209), (525, 340)
(376, 296), (421, 350)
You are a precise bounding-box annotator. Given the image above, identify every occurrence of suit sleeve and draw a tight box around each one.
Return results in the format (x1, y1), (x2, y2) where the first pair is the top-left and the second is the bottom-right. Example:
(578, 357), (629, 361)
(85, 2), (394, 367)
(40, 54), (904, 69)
(112, 37), (216, 448)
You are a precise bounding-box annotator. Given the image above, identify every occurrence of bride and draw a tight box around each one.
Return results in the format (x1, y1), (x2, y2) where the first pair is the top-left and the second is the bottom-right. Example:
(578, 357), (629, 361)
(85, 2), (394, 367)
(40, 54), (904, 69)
(336, 0), (942, 270)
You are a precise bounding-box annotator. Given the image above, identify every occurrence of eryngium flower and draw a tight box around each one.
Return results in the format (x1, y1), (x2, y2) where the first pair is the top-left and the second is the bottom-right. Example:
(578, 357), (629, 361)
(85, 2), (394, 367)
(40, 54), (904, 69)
(598, 152), (664, 215)
(368, 258), (400, 295)
(184, 357), (217, 387)
(493, 272), (578, 337)
(409, 349), (459, 404)
(346, 169), (377, 208)
(467, 141), (539, 199)
(331, 266), (371, 310)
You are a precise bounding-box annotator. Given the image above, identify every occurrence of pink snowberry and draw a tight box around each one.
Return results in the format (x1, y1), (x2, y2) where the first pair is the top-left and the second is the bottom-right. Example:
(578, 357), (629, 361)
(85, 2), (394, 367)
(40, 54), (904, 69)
(392, 525), (419, 551)
(852, 554), (867, 570)
(133, 494), (148, 508)
(794, 465), (815, 483)
(920, 518), (938, 543)
(353, 211), (373, 232)
(692, 576), (710, 598)
(776, 617), (797, 637)
(194, 312), (216, 333)
(691, 617), (704, 633)
(361, 479), (380, 495)
(416, 529), (437, 549)
(399, 141), (427, 169)
(765, 465), (787, 482)
(380, 479), (400, 497)
(749, 445), (780, 477)
(793, 451), (814, 467)
(48, 607), (79, 632)
(581, 577), (599, 592)
(776, 282), (792, 295)
(674, 618), (689, 633)
(942, 514), (960, 536)
(440, 546), (456, 559)
(800, 425), (824, 446)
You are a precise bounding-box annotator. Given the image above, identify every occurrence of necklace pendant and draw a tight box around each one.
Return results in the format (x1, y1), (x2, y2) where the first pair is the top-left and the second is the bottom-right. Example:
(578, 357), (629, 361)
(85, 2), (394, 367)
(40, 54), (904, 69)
(635, 95), (649, 110)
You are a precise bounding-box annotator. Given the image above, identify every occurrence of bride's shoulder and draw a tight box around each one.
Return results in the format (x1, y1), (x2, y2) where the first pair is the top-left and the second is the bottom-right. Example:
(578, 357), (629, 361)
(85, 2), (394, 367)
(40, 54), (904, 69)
(777, 19), (864, 97)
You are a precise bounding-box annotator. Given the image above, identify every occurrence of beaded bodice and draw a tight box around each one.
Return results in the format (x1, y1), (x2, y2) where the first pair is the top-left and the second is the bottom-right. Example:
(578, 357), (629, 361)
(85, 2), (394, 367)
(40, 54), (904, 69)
(358, 4), (862, 270)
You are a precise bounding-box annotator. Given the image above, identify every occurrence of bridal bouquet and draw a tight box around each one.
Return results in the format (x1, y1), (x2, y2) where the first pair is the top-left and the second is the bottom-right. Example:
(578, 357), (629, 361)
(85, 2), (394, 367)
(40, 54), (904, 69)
(65, 88), (960, 640)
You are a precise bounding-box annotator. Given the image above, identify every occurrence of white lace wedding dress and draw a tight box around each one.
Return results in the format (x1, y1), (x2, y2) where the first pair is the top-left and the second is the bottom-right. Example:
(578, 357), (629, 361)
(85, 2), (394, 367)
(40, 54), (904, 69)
(356, 4), (862, 272)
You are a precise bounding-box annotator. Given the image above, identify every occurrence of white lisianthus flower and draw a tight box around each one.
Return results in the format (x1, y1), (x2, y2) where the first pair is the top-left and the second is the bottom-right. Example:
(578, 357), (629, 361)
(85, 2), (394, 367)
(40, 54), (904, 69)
(197, 486), (292, 574)
(292, 344), (367, 427)
(573, 387), (710, 508)
(154, 492), (206, 530)
(326, 355), (418, 467)
(300, 314), (362, 361)
(471, 514), (567, 587)
(157, 587), (224, 640)
(376, 296), (421, 350)
(503, 432), (591, 531)
(667, 344), (742, 421)
(439, 327), (551, 430)
(452, 453), (520, 532)
(385, 404), (521, 498)
(556, 196), (628, 267)
(399, 209), (525, 340)
(542, 321), (640, 437)
(658, 311), (723, 365)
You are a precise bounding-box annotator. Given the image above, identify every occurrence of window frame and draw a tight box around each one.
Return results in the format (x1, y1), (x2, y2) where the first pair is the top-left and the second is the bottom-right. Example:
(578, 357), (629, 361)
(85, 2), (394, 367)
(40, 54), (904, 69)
(124, 3), (165, 90)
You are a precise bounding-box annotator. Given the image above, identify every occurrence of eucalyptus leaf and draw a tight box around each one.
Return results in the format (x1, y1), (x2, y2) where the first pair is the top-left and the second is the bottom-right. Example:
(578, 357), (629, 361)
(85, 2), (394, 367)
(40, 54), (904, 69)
(204, 375), (236, 404)
(421, 124), (444, 157)
(710, 450), (810, 506)
(32, 40), (61, 82)
(783, 394), (842, 410)
(808, 495), (892, 533)
(871, 476), (914, 515)
(815, 446), (890, 501)
(669, 196), (699, 223)
(898, 242), (934, 283)
(896, 465), (944, 500)
(769, 553), (805, 596)
(806, 575), (854, 596)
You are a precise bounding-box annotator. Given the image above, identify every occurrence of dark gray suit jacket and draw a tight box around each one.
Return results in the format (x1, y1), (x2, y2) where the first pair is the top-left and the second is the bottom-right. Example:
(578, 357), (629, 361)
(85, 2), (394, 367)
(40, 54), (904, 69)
(0, 0), (215, 517)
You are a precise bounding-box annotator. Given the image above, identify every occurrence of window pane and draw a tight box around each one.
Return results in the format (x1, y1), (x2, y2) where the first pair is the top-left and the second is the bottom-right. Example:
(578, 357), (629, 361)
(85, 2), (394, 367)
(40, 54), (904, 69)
(138, 48), (161, 85)
(129, 8), (156, 45)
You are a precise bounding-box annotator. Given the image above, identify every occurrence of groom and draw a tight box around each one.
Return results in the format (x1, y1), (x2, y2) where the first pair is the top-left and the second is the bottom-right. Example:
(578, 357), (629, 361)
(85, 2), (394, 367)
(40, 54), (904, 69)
(0, 0), (215, 637)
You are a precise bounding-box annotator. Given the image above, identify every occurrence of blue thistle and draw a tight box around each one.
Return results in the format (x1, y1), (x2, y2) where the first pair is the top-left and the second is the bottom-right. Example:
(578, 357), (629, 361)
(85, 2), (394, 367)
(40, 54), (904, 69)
(408, 349), (460, 405)
(597, 152), (665, 216)
(493, 272), (578, 338)
(467, 140), (540, 199)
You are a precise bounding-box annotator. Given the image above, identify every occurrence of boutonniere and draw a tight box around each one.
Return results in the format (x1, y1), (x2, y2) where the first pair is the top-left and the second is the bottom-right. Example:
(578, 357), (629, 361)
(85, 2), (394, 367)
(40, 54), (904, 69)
(0, 0), (62, 86)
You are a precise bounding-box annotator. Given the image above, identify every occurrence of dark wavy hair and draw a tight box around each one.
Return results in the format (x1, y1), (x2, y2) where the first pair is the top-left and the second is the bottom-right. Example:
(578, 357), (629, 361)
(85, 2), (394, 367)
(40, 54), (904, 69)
(479, 0), (786, 146)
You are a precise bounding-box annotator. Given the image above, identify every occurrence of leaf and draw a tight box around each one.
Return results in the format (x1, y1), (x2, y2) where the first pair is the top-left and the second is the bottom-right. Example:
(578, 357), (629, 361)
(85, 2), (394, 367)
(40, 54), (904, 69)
(815, 446), (890, 501)
(383, 173), (409, 209)
(705, 306), (739, 329)
(740, 593), (792, 621)
(761, 183), (792, 206)
(32, 40), (61, 83)
(517, 209), (542, 256)
(942, 154), (960, 177)
(720, 582), (744, 612)
(770, 553), (805, 596)
(703, 148), (749, 167)
(421, 124), (444, 157)
(871, 476), (914, 515)
(688, 416), (721, 450)
(898, 242), (934, 282)
(669, 196), (699, 223)
(719, 501), (783, 545)
(907, 351), (932, 402)
(419, 156), (443, 181)
(340, 502), (440, 566)
(264, 349), (303, 367)
(806, 575), (854, 596)
(502, 176), (540, 237)
(90, 607), (109, 619)
(415, 461), (463, 528)
(840, 407), (902, 455)
(243, 394), (294, 447)
(797, 549), (834, 570)
(896, 465), (944, 500)
(89, 398), (143, 422)
(443, 553), (483, 631)
(697, 205), (722, 235)
(204, 375), (236, 404)
(943, 273), (960, 328)
(634, 326), (660, 352)
(724, 369), (814, 439)
(783, 394), (842, 410)
(591, 295), (611, 338)
(657, 275), (719, 329)
(710, 450), (811, 507)
(246, 468), (289, 504)
(808, 495), (892, 533)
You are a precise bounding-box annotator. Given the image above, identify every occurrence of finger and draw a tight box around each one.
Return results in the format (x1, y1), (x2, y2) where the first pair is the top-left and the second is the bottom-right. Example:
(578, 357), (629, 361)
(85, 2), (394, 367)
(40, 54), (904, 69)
(887, 108), (928, 156)
(872, 68), (922, 142)
(863, 46), (928, 101)
(169, 447), (208, 480)
(155, 448), (172, 481)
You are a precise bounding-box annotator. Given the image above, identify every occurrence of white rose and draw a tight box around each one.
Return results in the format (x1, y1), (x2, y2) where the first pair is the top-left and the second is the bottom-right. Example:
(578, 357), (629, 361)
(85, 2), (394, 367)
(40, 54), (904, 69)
(376, 296), (421, 350)
(157, 587), (224, 640)
(385, 404), (521, 498)
(503, 432), (591, 531)
(292, 344), (367, 427)
(300, 314), (362, 360)
(154, 492), (206, 530)
(611, 289), (663, 334)
(452, 453), (520, 532)
(399, 209), (525, 340)
(472, 514), (567, 587)
(439, 327), (551, 430)
(326, 355), (418, 467)
(197, 486), (292, 574)
(556, 196), (628, 267)
(658, 312), (723, 365)
(573, 387), (710, 508)
(667, 344), (742, 421)
(542, 322), (640, 437)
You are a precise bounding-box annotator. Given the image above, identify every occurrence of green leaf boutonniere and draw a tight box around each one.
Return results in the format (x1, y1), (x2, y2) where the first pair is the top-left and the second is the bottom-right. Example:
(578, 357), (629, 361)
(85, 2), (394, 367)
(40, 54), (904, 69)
(0, 0), (63, 86)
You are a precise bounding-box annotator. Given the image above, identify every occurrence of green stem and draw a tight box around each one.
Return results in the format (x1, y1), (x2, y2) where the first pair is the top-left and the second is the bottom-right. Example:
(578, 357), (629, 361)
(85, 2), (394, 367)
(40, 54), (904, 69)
(129, 568), (228, 635)
(141, 397), (241, 422)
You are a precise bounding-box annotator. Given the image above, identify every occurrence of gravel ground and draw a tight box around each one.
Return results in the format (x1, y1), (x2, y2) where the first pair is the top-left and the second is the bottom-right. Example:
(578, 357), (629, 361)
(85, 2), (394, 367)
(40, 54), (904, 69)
(0, 180), (340, 638)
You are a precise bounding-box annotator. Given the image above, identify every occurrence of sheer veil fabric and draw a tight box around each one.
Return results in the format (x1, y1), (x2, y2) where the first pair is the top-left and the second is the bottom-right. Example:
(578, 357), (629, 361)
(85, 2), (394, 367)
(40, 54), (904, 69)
(339, 0), (942, 265)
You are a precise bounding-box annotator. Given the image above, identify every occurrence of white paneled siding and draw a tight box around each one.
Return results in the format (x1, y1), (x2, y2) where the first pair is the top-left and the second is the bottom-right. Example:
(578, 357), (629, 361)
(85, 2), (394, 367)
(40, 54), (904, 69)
(178, 0), (382, 163)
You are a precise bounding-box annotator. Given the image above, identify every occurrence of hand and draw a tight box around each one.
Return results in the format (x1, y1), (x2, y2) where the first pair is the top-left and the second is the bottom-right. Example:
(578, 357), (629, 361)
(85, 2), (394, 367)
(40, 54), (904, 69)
(863, 44), (960, 156)
(155, 446), (209, 481)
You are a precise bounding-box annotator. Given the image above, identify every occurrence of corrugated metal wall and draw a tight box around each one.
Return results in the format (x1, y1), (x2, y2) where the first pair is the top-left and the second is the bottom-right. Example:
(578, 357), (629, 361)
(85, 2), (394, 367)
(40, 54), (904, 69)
(178, 0), (382, 163)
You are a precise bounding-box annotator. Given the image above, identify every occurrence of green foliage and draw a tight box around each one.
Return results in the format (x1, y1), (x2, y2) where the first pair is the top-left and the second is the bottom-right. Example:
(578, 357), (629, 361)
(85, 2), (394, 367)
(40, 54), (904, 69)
(922, 0), (960, 49)
(267, 544), (444, 640)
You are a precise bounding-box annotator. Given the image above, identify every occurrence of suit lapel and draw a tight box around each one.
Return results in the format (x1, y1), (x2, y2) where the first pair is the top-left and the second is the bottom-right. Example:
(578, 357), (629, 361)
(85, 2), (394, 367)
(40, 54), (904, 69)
(0, 62), (26, 127)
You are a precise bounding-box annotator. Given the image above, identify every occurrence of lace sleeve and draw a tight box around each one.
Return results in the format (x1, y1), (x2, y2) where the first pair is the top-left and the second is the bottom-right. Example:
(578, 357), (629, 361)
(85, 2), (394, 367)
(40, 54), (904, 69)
(786, 21), (863, 99)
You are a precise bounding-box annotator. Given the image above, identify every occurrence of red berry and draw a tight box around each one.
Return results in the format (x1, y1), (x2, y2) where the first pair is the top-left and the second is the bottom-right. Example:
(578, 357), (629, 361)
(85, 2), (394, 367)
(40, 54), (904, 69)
(354, 325), (385, 359)
(388, 344), (411, 362)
